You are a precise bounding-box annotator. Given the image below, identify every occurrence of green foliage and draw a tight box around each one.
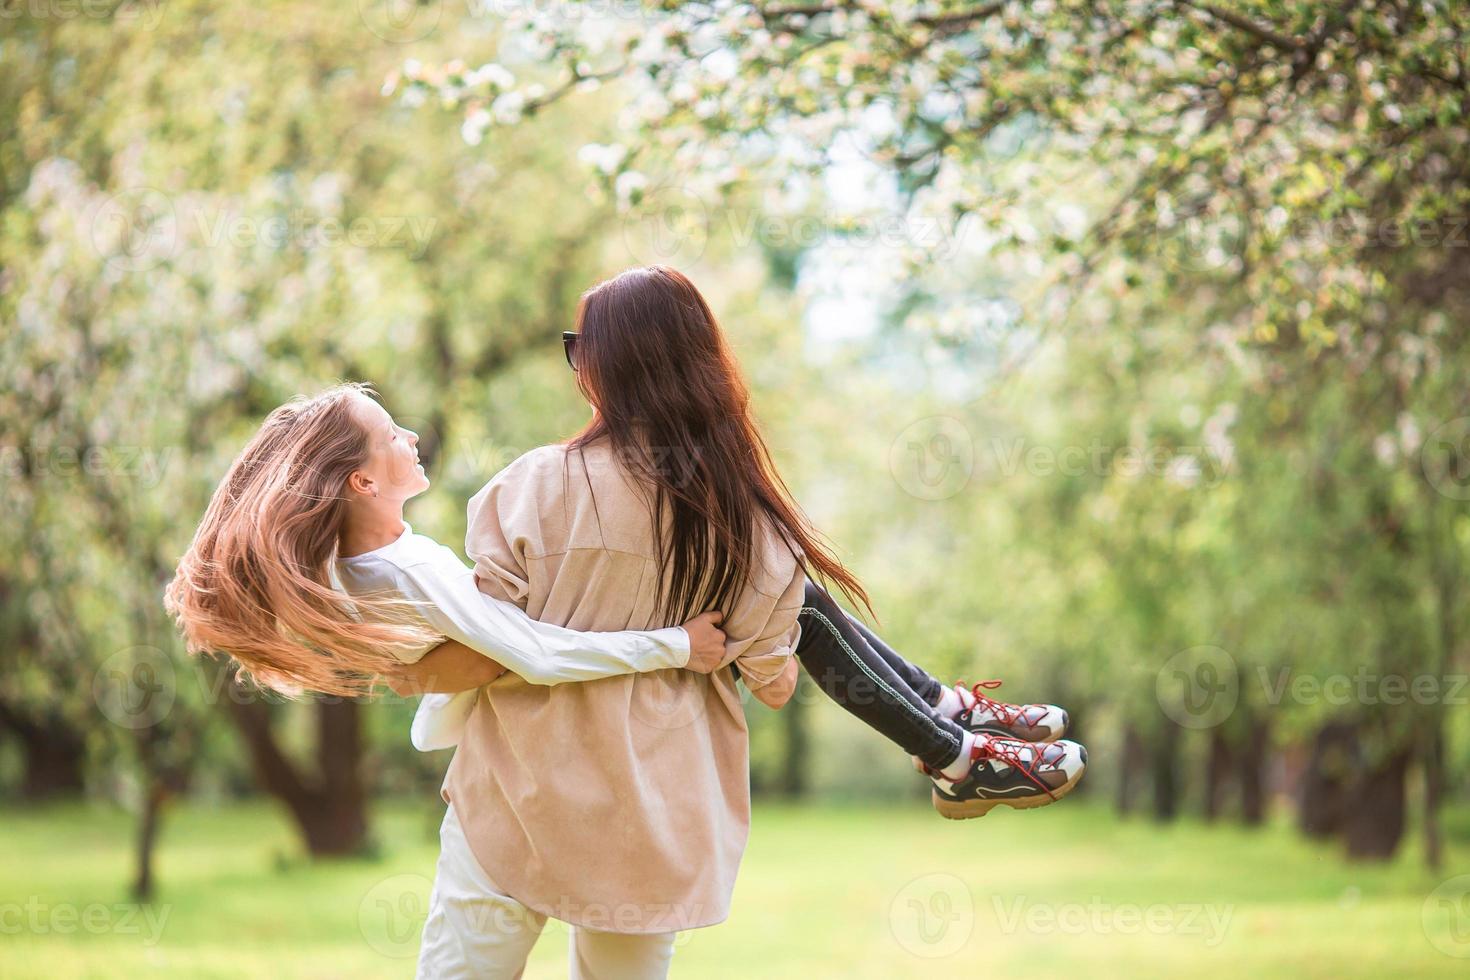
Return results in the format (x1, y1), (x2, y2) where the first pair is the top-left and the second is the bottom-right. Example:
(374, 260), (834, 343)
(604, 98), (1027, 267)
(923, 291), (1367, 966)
(403, 0), (1470, 825)
(5, 0), (1470, 883)
(0, 1), (622, 800)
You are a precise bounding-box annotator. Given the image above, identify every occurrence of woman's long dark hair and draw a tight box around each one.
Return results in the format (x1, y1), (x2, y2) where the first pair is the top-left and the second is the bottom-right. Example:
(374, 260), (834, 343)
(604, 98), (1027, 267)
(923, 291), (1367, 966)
(568, 265), (872, 623)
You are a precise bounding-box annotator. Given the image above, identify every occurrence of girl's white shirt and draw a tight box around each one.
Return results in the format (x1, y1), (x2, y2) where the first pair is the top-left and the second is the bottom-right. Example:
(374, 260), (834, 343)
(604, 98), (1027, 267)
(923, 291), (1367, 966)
(335, 522), (689, 751)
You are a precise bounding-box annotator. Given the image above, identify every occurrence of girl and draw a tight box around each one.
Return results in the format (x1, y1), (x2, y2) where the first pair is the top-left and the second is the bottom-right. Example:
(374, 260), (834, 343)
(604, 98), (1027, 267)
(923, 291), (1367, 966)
(418, 266), (1086, 977)
(164, 381), (733, 741)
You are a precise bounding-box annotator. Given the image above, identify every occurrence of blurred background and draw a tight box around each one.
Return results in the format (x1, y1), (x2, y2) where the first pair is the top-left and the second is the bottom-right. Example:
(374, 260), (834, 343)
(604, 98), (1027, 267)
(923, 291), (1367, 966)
(3, 1), (1468, 976)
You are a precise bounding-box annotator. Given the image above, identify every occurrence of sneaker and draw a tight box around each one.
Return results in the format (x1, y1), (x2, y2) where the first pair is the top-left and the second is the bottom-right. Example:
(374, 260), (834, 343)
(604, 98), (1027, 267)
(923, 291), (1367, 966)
(953, 680), (1069, 743)
(928, 734), (1087, 820)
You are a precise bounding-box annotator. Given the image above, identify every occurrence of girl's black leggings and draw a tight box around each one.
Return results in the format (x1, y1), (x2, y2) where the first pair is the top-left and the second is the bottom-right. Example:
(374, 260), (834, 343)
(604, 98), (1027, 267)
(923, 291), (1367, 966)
(791, 579), (968, 770)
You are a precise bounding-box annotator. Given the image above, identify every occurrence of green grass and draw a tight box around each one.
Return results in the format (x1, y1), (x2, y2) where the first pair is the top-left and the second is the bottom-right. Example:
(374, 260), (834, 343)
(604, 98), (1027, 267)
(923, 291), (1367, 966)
(2, 797), (1467, 978)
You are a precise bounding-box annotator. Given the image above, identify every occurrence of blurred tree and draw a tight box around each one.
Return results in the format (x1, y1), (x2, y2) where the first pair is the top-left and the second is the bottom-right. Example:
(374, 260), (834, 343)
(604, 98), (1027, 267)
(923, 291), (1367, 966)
(1, 0), (619, 887)
(407, 0), (1470, 862)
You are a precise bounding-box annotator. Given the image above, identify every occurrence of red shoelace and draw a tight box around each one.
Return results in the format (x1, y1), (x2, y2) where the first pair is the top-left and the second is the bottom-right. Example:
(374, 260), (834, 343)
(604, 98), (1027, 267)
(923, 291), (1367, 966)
(973, 733), (1059, 800)
(961, 679), (1037, 729)
(925, 730), (1061, 801)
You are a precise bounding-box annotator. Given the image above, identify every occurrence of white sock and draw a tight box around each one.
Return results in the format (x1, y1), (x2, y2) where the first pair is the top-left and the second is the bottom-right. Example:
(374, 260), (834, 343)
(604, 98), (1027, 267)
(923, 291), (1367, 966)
(938, 731), (979, 782)
(934, 684), (973, 720)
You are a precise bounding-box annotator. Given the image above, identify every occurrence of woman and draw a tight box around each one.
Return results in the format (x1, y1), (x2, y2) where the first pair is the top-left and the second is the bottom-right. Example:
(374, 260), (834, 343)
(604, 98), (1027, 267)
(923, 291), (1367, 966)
(163, 381), (732, 730)
(423, 266), (1086, 977)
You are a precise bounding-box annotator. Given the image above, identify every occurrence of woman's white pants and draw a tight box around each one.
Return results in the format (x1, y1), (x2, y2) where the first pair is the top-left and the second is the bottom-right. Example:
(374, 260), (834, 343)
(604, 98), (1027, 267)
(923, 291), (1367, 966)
(415, 805), (677, 979)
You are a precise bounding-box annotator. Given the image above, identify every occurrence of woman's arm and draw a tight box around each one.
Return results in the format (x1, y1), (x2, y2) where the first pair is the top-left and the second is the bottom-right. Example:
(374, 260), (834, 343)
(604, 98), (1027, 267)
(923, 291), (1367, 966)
(748, 656), (800, 708)
(386, 639), (507, 696)
(398, 557), (726, 685)
(390, 606), (727, 697)
(722, 534), (806, 709)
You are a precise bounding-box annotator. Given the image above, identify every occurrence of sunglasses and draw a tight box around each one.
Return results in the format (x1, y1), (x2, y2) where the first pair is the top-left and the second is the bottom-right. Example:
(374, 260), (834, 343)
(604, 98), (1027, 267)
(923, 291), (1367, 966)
(562, 331), (579, 371)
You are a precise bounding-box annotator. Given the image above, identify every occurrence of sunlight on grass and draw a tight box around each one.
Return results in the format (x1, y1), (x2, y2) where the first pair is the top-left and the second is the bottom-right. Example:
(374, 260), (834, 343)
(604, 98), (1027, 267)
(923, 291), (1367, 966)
(2, 799), (1466, 978)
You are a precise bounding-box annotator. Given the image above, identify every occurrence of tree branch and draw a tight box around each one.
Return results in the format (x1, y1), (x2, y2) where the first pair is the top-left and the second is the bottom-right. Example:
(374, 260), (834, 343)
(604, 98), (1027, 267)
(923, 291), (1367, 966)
(915, 3), (1004, 30)
(1177, 0), (1308, 52)
(760, 2), (1004, 31)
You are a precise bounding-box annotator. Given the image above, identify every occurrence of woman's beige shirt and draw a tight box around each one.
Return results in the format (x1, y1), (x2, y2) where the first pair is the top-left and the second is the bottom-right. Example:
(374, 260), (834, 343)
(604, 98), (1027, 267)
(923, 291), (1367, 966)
(443, 439), (804, 933)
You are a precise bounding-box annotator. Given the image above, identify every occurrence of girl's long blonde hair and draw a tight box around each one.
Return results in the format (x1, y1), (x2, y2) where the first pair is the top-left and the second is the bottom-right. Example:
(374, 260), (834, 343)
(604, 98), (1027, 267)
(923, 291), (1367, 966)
(164, 383), (437, 696)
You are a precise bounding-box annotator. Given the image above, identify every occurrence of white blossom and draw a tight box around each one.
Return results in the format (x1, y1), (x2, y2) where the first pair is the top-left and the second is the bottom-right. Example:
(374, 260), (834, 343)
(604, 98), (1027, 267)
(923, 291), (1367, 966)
(577, 142), (628, 174)
(491, 91), (526, 125)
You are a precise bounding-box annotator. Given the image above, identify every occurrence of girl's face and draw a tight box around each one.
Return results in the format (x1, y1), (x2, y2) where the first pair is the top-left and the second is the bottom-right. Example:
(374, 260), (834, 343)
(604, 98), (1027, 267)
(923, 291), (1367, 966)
(349, 395), (430, 503)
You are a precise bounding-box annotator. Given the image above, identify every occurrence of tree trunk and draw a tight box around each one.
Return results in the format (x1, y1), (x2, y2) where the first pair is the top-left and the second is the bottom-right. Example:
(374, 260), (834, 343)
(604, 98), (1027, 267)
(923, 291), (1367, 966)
(1344, 743), (1410, 861)
(225, 694), (371, 857)
(1151, 732), (1179, 822)
(22, 725), (87, 799)
(1297, 720), (1354, 839)
(1425, 527), (1455, 871)
(1116, 725), (1143, 815)
(1203, 729), (1232, 821)
(1237, 719), (1268, 826)
(308, 699), (370, 856)
(778, 677), (809, 798)
(132, 781), (167, 901)
(1297, 717), (1409, 860)
(0, 702), (87, 800)
(1423, 718), (1443, 870)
